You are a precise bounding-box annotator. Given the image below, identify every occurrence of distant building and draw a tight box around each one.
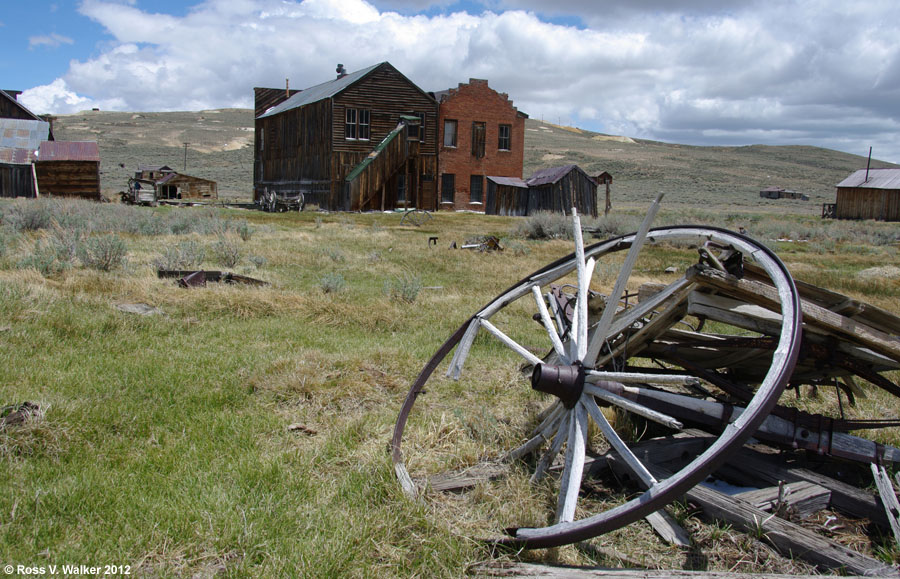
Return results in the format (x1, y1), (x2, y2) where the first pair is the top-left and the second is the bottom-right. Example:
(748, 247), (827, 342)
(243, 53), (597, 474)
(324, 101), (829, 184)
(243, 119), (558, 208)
(254, 62), (438, 211)
(760, 186), (808, 201)
(155, 171), (217, 201)
(484, 164), (598, 217)
(831, 168), (900, 221)
(34, 141), (101, 200)
(433, 79), (527, 211)
(0, 91), (52, 198)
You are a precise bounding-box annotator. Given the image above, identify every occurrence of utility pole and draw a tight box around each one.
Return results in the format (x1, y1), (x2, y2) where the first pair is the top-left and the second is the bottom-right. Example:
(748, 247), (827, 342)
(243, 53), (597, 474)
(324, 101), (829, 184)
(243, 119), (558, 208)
(183, 142), (190, 172)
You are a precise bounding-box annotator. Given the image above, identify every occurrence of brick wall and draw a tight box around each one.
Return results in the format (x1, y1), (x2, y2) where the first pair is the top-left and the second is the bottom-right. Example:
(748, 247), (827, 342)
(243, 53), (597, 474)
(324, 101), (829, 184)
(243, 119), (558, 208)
(437, 79), (526, 211)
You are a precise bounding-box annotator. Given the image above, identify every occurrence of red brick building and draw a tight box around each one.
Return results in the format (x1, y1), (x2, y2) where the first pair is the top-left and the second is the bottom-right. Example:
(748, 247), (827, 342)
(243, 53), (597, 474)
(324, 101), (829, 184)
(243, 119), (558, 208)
(433, 79), (527, 211)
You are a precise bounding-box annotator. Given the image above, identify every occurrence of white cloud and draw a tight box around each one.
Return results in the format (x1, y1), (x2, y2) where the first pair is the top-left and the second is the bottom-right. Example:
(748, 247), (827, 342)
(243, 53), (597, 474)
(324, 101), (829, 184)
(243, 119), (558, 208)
(28, 33), (75, 49)
(16, 0), (900, 162)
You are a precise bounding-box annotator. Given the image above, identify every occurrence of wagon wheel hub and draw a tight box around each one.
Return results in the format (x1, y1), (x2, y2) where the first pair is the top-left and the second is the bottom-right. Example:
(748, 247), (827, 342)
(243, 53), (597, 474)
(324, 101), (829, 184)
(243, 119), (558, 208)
(532, 363), (585, 409)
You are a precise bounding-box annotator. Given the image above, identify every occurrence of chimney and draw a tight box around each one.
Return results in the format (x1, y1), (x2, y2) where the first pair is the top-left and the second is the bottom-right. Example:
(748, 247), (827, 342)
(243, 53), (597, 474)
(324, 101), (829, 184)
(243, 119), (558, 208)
(286, 78), (290, 99)
(336, 63), (347, 79)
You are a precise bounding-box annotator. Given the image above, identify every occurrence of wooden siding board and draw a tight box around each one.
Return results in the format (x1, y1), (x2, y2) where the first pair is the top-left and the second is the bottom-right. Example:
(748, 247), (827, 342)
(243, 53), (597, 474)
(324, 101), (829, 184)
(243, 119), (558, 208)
(33, 160), (100, 199)
(253, 62), (437, 211)
(0, 163), (36, 198)
(836, 187), (900, 221)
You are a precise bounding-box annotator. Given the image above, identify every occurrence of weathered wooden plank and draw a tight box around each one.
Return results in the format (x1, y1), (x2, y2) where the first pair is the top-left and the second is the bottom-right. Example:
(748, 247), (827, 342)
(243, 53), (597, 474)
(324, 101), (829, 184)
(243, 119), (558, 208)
(608, 457), (899, 577)
(871, 463), (900, 545)
(470, 561), (882, 578)
(686, 265), (900, 363)
(735, 481), (831, 519)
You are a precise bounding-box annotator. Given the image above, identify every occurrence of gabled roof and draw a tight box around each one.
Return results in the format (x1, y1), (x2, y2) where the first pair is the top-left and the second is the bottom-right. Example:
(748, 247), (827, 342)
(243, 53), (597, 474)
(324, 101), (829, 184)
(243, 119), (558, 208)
(258, 62), (435, 119)
(0, 118), (50, 151)
(527, 164), (583, 187)
(139, 164), (174, 172)
(837, 168), (900, 190)
(37, 141), (99, 162)
(0, 90), (44, 122)
(259, 63), (383, 119)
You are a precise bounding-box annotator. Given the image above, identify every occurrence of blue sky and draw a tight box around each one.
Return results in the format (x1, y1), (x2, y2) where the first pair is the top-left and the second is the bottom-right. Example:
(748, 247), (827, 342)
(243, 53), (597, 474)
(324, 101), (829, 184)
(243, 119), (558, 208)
(4, 0), (899, 163)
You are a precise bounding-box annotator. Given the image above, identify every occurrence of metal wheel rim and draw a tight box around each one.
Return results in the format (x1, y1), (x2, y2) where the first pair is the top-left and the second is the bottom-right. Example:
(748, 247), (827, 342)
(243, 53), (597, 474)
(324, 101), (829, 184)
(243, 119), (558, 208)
(392, 224), (802, 549)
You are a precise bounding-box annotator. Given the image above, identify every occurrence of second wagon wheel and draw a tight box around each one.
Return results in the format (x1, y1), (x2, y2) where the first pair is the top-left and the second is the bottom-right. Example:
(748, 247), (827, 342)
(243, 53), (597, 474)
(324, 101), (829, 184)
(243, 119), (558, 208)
(392, 197), (802, 549)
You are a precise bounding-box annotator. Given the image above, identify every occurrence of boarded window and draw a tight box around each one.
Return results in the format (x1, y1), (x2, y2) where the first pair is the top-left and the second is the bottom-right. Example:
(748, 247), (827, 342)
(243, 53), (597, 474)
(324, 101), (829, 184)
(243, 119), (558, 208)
(472, 121), (486, 159)
(498, 124), (511, 150)
(441, 173), (455, 203)
(345, 108), (357, 140)
(443, 119), (457, 147)
(470, 175), (483, 204)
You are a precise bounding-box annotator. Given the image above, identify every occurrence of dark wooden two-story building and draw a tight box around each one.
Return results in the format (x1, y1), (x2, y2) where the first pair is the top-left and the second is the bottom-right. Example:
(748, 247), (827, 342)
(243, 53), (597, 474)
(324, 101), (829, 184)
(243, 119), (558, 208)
(254, 62), (438, 211)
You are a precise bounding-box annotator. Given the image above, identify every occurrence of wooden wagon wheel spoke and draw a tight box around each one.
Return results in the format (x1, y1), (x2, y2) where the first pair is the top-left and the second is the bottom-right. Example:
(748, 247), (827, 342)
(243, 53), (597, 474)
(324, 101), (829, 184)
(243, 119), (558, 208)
(392, 209), (802, 549)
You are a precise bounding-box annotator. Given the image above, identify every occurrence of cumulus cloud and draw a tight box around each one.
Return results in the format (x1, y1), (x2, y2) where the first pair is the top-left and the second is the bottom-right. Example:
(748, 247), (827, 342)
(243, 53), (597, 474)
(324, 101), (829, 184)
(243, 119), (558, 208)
(16, 0), (900, 162)
(28, 33), (75, 49)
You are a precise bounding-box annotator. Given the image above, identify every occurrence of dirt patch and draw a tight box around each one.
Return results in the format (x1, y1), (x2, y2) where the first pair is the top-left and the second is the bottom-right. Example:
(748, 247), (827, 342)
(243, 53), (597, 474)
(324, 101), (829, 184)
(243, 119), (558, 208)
(858, 265), (900, 279)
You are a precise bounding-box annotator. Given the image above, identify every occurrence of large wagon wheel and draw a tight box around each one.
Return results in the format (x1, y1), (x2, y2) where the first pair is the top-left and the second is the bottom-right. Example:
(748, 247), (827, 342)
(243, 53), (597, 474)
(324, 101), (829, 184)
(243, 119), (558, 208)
(392, 200), (802, 549)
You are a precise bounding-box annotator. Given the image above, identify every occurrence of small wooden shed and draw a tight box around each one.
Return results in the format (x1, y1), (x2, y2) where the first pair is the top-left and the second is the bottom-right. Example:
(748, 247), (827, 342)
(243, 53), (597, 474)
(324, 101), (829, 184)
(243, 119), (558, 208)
(833, 169), (900, 221)
(34, 141), (101, 200)
(485, 176), (529, 216)
(0, 148), (37, 198)
(156, 171), (217, 201)
(526, 164), (598, 217)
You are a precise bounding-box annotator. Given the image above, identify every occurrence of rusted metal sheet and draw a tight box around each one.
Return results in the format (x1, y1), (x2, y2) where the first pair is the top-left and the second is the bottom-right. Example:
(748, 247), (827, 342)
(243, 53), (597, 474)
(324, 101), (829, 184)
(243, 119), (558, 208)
(37, 141), (99, 162)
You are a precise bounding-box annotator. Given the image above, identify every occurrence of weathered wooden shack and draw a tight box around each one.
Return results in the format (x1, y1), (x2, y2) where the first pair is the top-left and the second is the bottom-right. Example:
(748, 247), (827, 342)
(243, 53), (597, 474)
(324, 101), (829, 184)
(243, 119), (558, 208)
(34, 141), (101, 200)
(156, 171), (217, 200)
(525, 164), (598, 217)
(832, 168), (900, 221)
(0, 148), (38, 198)
(254, 62), (438, 211)
(484, 176), (529, 216)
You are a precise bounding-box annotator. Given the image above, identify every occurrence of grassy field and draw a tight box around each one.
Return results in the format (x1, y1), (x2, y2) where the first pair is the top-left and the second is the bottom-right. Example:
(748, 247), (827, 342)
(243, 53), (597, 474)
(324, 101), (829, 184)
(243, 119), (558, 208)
(0, 196), (898, 576)
(51, 110), (898, 208)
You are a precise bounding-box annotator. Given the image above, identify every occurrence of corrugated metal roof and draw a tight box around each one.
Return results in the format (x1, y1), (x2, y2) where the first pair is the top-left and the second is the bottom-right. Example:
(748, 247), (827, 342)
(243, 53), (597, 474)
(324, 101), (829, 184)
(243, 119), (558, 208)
(37, 141), (99, 162)
(836, 169), (900, 190)
(487, 176), (527, 188)
(259, 63), (383, 119)
(527, 164), (578, 187)
(0, 118), (49, 151)
(0, 147), (37, 164)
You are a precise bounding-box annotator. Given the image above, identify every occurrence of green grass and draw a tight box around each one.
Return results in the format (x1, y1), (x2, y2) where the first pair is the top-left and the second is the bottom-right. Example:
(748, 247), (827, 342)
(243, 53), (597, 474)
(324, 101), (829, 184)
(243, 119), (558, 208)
(0, 198), (898, 575)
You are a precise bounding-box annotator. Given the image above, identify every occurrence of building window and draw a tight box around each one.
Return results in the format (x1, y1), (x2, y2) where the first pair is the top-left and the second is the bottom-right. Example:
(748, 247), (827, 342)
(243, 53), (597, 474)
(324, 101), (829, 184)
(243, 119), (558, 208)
(471, 121), (486, 159)
(259, 128), (264, 151)
(397, 174), (407, 204)
(405, 112), (425, 141)
(345, 108), (370, 140)
(441, 174), (455, 203)
(358, 109), (370, 140)
(470, 175), (484, 204)
(443, 120), (457, 147)
(345, 108), (357, 140)
(498, 124), (511, 151)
